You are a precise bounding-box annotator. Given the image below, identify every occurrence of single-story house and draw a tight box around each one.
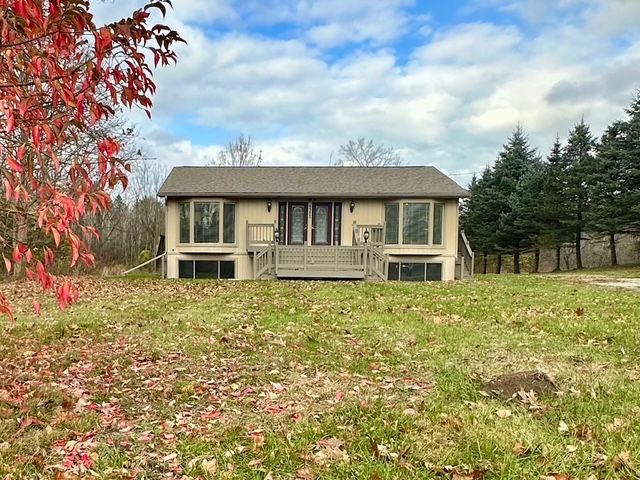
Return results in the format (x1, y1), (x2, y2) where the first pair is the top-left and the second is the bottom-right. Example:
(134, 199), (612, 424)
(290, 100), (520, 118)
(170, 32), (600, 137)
(157, 166), (473, 281)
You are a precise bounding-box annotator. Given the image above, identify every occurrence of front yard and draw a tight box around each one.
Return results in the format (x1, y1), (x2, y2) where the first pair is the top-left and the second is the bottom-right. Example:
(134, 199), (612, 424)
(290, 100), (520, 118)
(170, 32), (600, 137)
(1, 271), (639, 479)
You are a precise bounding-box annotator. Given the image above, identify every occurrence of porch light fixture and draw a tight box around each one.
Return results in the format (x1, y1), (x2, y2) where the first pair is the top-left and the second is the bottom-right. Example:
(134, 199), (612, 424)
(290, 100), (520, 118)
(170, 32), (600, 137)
(350, 200), (355, 213)
(364, 229), (370, 243)
(267, 200), (272, 212)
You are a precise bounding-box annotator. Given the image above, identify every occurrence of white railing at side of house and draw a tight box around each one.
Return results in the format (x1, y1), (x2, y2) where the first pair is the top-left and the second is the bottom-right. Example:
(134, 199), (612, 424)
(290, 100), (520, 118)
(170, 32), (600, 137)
(458, 229), (474, 278)
(122, 252), (167, 277)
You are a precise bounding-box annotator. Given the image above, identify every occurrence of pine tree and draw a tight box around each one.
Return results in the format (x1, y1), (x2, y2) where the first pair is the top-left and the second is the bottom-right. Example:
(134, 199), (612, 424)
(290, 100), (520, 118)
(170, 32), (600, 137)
(492, 126), (540, 273)
(461, 168), (499, 274)
(561, 121), (596, 269)
(587, 122), (628, 265)
(511, 159), (545, 272)
(538, 138), (572, 271)
(620, 92), (640, 233)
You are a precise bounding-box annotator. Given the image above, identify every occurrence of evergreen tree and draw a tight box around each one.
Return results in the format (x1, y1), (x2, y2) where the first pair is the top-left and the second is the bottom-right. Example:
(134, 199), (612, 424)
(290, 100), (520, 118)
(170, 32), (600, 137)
(492, 126), (540, 273)
(561, 120), (596, 269)
(620, 92), (640, 233)
(538, 138), (573, 270)
(461, 168), (499, 274)
(587, 122), (628, 265)
(511, 158), (545, 272)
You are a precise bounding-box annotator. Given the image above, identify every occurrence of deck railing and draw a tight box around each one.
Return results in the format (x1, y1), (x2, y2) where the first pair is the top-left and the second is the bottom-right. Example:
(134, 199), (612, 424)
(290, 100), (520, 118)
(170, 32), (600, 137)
(353, 224), (385, 246)
(367, 246), (388, 281)
(253, 243), (274, 278)
(275, 245), (366, 274)
(458, 229), (474, 278)
(247, 222), (275, 249)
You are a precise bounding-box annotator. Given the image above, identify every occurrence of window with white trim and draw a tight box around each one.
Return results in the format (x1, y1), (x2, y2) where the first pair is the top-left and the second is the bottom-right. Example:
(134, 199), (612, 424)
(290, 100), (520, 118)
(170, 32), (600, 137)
(178, 200), (236, 244)
(385, 201), (446, 246)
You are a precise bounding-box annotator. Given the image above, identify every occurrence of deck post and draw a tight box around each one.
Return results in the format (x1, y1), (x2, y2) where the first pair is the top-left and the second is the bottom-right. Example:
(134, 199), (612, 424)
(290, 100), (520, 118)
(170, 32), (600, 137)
(303, 243), (308, 271)
(364, 243), (368, 277)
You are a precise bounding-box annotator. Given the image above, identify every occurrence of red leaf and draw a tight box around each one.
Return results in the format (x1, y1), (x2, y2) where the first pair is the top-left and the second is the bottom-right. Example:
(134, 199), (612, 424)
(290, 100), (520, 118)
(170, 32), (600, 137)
(7, 156), (24, 173)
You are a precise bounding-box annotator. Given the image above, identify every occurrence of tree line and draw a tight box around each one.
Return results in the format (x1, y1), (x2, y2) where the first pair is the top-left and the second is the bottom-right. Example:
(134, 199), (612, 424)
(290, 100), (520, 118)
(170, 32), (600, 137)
(461, 93), (640, 273)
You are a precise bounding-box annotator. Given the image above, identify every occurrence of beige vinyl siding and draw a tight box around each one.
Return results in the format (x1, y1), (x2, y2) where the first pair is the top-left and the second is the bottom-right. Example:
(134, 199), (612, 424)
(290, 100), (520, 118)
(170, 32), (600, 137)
(165, 197), (460, 280)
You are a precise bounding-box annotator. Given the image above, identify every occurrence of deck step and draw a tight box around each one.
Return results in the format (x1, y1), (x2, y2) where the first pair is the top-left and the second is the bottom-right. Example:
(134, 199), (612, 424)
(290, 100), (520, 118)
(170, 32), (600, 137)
(276, 269), (365, 279)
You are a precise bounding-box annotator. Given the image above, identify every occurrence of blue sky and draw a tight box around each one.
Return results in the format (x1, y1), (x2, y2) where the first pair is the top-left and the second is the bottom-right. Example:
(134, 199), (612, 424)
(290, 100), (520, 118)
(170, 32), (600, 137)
(94, 0), (640, 185)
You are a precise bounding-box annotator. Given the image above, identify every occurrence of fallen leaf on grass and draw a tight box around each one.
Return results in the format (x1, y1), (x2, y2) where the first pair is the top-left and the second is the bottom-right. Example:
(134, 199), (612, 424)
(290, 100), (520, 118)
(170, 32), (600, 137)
(612, 451), (634, 471)
(297, 467), (315, 479)
(201, 410), (222, 421)
(512, 442), (530, 457)
(311, 437), (349, 465)
(163, 452), (177, 462)
(592, 452), (608, 467)
(452, 471), (485, 480)
(574, 423), (593, 441)
(496, 408), (512, 418)
(201, 458), (217, 475)
(557, 420), (569, 435)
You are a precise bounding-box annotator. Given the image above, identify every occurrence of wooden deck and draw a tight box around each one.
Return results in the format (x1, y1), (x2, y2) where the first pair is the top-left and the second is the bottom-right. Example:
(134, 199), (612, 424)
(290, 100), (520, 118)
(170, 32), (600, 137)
(248, 223), (389, 280)
(276, 245), (366, 279)
(253, 243), (387, 280)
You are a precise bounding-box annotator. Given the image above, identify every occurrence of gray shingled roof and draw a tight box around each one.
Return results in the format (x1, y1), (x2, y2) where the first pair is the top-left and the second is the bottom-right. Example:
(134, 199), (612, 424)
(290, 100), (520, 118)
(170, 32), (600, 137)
(158, 166), (469, 198)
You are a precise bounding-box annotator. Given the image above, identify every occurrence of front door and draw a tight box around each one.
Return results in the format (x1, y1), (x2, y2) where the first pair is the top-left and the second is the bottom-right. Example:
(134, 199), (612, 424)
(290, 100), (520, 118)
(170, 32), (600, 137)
(312, 203), (332, 245)
(288, 202), (308, 245)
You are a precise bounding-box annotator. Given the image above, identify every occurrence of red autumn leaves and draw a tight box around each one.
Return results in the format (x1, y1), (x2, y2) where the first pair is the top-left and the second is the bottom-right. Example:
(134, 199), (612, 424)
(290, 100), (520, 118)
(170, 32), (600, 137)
(0, 0), (184, 319)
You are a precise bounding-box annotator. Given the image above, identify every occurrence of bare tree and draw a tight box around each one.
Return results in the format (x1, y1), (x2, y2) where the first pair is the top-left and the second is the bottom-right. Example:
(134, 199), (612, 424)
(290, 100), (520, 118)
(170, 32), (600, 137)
(214, 134), (262, 166)
(335, 138), (402, 167)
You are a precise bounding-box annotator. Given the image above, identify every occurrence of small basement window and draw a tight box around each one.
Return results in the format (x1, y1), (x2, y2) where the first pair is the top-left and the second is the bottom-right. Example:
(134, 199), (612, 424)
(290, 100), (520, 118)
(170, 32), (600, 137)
(178, 260), (235, 279)
(387, 262), (442, 281)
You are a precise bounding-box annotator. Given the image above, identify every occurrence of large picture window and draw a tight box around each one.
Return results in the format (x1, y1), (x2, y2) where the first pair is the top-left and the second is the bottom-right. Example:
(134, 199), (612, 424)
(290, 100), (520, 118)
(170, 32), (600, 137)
(403, 203), (429, 245)
(179, 200), (236, 245)
(194, 202), (219, 243)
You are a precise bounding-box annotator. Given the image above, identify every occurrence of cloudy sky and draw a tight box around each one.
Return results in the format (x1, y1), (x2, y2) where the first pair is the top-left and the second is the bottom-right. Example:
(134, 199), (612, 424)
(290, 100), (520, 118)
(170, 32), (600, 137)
(94, 0), (640, 185)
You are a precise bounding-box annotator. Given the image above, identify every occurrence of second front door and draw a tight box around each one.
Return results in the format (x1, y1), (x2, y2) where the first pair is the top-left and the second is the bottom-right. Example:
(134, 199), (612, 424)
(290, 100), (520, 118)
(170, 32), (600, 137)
(312, 202), (332, 245)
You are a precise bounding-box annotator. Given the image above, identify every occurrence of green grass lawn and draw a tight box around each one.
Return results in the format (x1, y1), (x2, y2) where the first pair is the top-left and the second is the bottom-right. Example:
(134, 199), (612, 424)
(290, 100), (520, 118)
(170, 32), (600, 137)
(1, 272), (639, 479)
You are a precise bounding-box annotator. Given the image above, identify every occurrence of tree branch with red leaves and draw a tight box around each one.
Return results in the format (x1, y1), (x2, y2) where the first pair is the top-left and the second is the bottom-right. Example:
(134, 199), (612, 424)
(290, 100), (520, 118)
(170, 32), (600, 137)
(0, 0), (184, 321)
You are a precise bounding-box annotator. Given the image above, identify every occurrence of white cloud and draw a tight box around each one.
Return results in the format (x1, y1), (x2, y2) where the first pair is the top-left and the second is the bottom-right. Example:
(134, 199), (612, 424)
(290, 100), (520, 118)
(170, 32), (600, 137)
(90, 0), (640, 185)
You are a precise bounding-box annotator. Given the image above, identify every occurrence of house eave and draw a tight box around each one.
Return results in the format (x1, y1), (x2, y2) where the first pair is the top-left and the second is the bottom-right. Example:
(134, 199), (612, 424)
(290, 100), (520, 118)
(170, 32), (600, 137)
(158, 192), (470, 199)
